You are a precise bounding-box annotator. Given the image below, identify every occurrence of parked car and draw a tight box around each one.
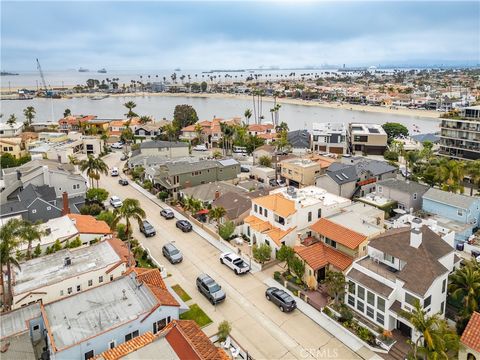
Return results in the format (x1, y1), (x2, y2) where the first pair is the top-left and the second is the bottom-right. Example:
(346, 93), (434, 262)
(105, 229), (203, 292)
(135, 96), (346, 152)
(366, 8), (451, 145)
(265, 287), (296, 312)
(240, 166), (250, 173)
(110, 142), (124, 149)
(140, 220), (156, 237)
(120, 154), (129, 161)
(109, 196), (123, 208)
(277, 179), (286, 187)
(269, 178), (277, 187)
(111, 167), (119, 176)
(176, 220), (192, 232)
(196, 274), (226, 305)
(219, 252), (250, 274)
(160, 208), (175, 220)
(162, 243), (183, 264)
(193, 144), (207, 151)
(118, 178), (128, 186)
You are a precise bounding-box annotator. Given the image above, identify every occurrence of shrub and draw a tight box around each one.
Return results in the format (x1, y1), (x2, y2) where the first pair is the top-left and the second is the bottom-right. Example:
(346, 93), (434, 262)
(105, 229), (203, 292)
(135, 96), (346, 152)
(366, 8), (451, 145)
(116, 223), (131, 241)
(68, 237), (82, 249)
(158, 191), (169, 201)
(322, 307), (332, 317)
(383, 150), (399, 161)
(217, 321), (232, 342)
(142, 180), (153, 191)
(86, 188), (109, 203)
(339, 305), (354, 323)
(80, 203), (103, 216)
(252, 243), (271, 264)
(273, 271), (281, 281)
(33, 244), (42, 258)
(218, 221), (235, 240)
(258, 155), (272, 167)
(357, 327), (374, 343)
(53, 239), (63, 252)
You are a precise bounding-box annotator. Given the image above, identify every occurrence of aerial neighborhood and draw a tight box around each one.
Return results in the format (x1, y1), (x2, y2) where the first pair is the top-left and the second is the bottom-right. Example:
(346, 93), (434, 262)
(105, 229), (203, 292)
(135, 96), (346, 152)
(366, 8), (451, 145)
(0, 95), (479, 360)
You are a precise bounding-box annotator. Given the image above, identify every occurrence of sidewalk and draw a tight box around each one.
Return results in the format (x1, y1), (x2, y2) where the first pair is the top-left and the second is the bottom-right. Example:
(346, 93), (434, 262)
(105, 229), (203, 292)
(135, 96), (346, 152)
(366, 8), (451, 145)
(129, 182), (261, 273)
(263, 278), (383, 360)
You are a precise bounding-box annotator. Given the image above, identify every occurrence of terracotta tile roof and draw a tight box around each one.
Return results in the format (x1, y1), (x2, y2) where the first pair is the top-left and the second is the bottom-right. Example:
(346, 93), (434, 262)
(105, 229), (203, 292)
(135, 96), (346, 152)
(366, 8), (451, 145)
(264, 226), (296, 246)
(98, 331), (155, 360)
(107, 238), (134, 265)
(244, 215), (295, 246)
(258, 133), (277, 140)
(166, 320), (230, 360)
(253, 193), (296, 218)
(67, 214), (112, 234)
(461, 312), (480, 352)
(244, 215), (272, 232)
(310, 218), (367, 250)
(294, 242), (353, 271)
(248, 124), (274, 132)
(133, 268), (179, 307)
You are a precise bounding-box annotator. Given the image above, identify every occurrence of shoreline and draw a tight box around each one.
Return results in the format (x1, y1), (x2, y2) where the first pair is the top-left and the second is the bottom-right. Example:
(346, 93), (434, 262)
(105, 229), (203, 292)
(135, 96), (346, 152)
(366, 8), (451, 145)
(1, 91), (441, 120)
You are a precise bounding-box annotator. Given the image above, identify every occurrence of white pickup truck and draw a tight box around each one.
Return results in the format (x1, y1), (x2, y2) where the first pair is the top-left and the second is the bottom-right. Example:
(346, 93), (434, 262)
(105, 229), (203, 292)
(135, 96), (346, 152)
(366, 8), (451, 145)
(219, 252), (250, 275)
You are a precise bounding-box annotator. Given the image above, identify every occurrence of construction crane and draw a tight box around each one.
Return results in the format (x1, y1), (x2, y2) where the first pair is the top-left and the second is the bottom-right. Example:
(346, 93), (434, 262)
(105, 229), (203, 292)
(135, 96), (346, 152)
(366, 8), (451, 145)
(36, 58), (52, 96)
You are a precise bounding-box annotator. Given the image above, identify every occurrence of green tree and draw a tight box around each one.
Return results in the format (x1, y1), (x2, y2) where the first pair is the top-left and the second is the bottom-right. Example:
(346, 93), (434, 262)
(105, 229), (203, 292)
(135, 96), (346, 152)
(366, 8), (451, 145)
(209, 206), (226, 223)
(200, 81), (208, 92)
(259, 155), (272, 167)
(244, 109), (252, 125)
(112, 198), (146, 265)
(383, 150), (399, 161)
(23, 106), (36, 126)
(17, 220), (44, 260)
(245, 135), (265, 155)
(466, 160), (480, 196)
(1, 153), (18, 169)
(0, 218), (23, 309)
(252, 243), (272, 264)
(276, 121), (289, 133)
(217, 320), (232, 342)
(172, 104), (199, 132)
(448, 259), (480, 317)
(86, 188), (109, 203)
(218, 221), (235, 240)
(63, 108), (72, 118)
(139, 115), (152, 124)
(79, 155), (109, 188)
(123, 101), (138, 120)
(438, 158), (465, 193)
(96, 210), (116, 229)
(275, 130), (290, 152)
(194, 123), (204, 144)
(212, 149), (222, 159)
(120, 127), (134, 145)
(7, 114), (17, 127)
(276, 245), (295, 274)
(324, 270), (346, 305)
(163, 123), (178, 143)
(290, 257), (305, 282)
(382, 122), (409, 142)
(33, 244), (42, 258)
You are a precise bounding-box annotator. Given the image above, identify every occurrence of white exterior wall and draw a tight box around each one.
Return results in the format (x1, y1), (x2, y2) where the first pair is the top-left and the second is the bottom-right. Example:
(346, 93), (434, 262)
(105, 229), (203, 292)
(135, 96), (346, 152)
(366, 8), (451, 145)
(140, 146), (189, 158)
(13, 263), (126, 309)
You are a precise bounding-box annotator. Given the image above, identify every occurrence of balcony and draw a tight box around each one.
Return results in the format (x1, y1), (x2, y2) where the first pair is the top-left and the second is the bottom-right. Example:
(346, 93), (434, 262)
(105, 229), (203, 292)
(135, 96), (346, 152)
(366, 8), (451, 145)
(357, 257), (398, 282)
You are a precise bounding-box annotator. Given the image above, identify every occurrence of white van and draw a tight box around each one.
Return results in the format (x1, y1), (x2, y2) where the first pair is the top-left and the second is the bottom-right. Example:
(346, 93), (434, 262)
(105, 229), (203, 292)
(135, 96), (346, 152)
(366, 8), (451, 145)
(110, 167), (119, 176)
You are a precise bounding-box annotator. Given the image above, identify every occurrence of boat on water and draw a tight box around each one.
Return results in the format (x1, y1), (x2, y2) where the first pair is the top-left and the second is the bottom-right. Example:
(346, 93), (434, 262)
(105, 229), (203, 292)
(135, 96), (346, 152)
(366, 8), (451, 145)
(174, 68), (181, 71)
(78, 68), (89, 72)
(1, 71), (19, 76)
(89, 95), (110, 100)
(97, 68), (107, 73)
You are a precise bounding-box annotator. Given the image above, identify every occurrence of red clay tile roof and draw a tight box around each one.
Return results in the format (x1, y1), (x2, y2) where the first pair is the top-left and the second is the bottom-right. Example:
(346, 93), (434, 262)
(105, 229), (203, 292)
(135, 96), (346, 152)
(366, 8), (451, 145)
(310, 218), (367, 250)
(97, 331), (155, 360)
(461, 311), (480, 352)
(294, 242), (353, 271)
(166, 320), (230, 360)
(133, 268), (179, 307)
(67, 214), (112, 234)
(107, 238), (134, 265)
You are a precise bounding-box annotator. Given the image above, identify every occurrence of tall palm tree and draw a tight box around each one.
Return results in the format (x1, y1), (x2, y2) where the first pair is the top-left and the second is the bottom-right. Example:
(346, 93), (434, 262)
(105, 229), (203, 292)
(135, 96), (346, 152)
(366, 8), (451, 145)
(7, 114), (17, 128)
(23, 106), (36, 127)
(139, 115), (152, 125)
(93, 156), (109, 188)
(244, 109), (252, 125)
(209, 206), (226, 224)
(0, 218), (23, 309)
(79, 155), (97, 188)
(194, 123), (204, 145)
(18, 221), (44, 260)
(466, 160), (480, 196)
(448, 259), (480, 317)
(438, 159), (465, 193)
(112, 198), (146, 267)
(123, 101), (138, 120)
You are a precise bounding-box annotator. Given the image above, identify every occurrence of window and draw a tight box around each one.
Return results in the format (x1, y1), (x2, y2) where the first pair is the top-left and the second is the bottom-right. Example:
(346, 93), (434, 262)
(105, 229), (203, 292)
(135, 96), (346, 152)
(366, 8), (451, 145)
(377, 185), (382, 194)
(32, 209), (37, 214)
(125, 330), (139, 342)
(326, 238), (337, 248)
(405, 292), (419, 306)
(46, 206), (51, 211)
(247, 227), (250, 237)
(265, 239), (270, 247)
(108, 340), (116, 349)
(110, 275), (114, 281)
(357, 300), (364, 312)
(67, 287), (72, 294)
(99, 276), (104, 283)
(442, 279), (446, 293)
(376, 313), (384, 325)
(458, 209), (464, 217)
(358, 286), (365, 300)
(153, 316), (171, 334)
(259, 207), (263, 214)
(88, 280), (93, 286)
(367, 291), (375, 306)
(348, 295), (355, 306)
(348, 281), (355, 295)
(467, 353), (477, 360)
(424, 296), (431, 309)
(33, 325), (40, 331)
(317, 208), (322, 218)
(85, 350), (94, 360)
(264, 209), (268, 217)
(366, 306), (374, 319)
(308, 212), (312, 222)
(77, 285), (81, 292)
(377, 297), (385, 312)
(413, 193), (417, 200)
(440, 301), (445, 315)
(384, 253), (394, 263)
(254, 204), (258, 212)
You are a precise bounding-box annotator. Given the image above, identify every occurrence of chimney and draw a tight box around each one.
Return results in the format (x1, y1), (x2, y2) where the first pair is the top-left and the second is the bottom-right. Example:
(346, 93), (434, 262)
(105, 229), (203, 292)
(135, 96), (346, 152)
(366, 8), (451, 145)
(214, 190), (221, 200)
(410, 228), (422, 248)
(411, 217), (422, 230)
(62, 191), (70, 215)
(43, 165), (50, 186)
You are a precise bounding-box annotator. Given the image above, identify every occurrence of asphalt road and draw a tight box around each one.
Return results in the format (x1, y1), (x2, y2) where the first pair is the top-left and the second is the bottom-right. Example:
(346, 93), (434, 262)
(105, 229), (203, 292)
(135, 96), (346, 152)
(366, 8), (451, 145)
(99, 152), (361, 360)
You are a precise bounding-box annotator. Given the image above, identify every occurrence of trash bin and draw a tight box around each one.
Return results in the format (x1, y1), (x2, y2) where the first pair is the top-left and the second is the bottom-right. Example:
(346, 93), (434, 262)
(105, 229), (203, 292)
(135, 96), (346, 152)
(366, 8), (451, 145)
(456, 243), (464, 251)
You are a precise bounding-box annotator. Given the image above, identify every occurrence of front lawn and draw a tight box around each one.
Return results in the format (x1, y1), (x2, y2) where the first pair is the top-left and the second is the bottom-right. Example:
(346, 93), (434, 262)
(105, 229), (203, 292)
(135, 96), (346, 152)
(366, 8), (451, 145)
(180, 303), (212, 327)
(172, 284), (192, 302)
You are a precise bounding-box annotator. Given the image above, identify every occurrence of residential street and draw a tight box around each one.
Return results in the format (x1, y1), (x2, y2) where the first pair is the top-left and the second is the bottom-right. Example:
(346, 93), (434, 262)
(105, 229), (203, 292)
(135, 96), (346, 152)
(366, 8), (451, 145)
(99, 152), (362, 360)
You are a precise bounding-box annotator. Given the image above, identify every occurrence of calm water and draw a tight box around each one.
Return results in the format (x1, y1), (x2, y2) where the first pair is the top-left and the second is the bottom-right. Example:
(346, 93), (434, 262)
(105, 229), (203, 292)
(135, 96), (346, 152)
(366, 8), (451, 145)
(0, 95), (440, 133)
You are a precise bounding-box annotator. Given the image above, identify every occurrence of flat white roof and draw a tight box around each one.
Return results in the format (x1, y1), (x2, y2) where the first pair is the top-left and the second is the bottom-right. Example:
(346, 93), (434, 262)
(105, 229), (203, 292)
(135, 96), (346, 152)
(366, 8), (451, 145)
(312, 122), (346, 134)
(359, 193), (396, 207)
(1, 303), (41, 339)
(44, 274), (157, 350)
(13, 240), (121, 296)
(273, 186), (351, 208)
(0, 122), (23, 131)
(350, 123), (386, 135)
(327, 203), (384, 236)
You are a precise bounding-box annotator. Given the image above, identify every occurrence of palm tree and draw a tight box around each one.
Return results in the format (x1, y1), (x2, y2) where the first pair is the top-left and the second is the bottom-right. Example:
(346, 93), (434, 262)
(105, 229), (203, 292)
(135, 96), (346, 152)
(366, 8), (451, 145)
(466, 160), (480, 196)
(209, 206), (226, 224)
(194, 123), (204, 145)
(0, 218), (23, 309)
(438, 159), (465, 193)
(79, 155), (97, 188)
(448, 259), (480, 317)
(139, 115), (152, 125)
(112, 198), (146, 267)
(244, 109), (252, 125)
(6, 114), (16, 128)
(93, 156), (109, 188)
(23, 106), (36, 127)
(123, 101), (138, 120)
(18, 221), (44, 260)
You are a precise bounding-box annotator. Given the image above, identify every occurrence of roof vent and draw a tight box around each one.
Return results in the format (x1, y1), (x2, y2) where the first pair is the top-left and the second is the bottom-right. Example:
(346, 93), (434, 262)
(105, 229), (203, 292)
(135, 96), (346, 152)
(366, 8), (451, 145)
(64, 257), (71, 266)
(122, 289), (127, 300)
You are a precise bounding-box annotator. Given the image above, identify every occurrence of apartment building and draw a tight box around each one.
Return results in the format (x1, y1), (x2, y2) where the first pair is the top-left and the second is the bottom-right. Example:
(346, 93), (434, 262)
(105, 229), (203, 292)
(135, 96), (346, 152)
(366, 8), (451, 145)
(348, 123), (388, 155)
(243, 186), (351, 257)
(345, 219), (455, 341)
(439, 105), (480, 160)
(311, 122), (348, 154)
(280, 158), (321, 188)
(9, 238), (130, 309)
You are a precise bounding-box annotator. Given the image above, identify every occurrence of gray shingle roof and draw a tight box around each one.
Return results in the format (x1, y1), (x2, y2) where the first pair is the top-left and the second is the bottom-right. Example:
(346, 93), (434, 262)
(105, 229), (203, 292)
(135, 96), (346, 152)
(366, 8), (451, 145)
(347, 268), (394, 298)
(18, 184), (57, 204)
(377, 178), (429, 195)
(162, 160), (218, 175)
(423, 188), (478, 209)
(288, 130), (311, 149)
(140, 140), (188, 149)
(326, 159), (397, 185)
(212, 191), (252, 220)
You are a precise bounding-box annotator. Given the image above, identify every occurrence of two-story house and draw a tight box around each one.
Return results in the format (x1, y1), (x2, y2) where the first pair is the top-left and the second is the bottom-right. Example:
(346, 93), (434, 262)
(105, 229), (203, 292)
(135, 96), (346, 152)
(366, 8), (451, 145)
(422, 187), (480, 242)
(371, 178), (429, 212)
(58, 115), (97, 133)
(459, 312), (480, 360)
(0, 137), (27, 159)
(311, 122), (348, 154)
(248, 123), (276, 143)
(347, 123), (388, 155)
(0, 122), (23, 138)
(243, 186), (351, 257)
(345, 219), (455, 341)
(138, 140), (189, 158)
(180, 118), (240, 147)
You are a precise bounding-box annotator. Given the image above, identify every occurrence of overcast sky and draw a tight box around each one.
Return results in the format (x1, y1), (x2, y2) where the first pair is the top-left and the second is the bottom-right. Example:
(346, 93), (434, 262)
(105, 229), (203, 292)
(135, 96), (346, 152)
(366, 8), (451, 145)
(1, 1), (479, 70)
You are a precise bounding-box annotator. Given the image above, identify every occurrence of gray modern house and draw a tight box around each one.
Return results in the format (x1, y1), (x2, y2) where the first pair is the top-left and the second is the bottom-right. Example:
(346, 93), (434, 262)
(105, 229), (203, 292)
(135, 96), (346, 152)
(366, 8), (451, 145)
(374, 178), (429, 212)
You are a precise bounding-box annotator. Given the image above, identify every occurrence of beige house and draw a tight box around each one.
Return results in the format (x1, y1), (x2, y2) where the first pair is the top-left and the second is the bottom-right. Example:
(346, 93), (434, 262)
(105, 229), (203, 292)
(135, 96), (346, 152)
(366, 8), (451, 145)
(280, 158), (321, 188)
(348, 123), (388, 155)
(459, 311), (480, 360)
(0, 137), (27, 159)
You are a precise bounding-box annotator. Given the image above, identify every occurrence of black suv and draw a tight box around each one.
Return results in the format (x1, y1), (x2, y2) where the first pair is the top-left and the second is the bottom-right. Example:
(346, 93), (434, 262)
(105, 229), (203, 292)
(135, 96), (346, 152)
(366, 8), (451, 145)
(196, 274), (226, 305)
(160, 209), (175, 220)
(265, 287), (296, 312)
(176, 220), (192, 232)
(118, 179), (128, 186)
(140, 220), (156, 237)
